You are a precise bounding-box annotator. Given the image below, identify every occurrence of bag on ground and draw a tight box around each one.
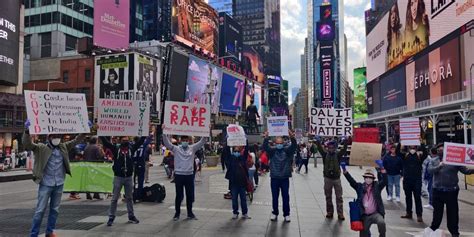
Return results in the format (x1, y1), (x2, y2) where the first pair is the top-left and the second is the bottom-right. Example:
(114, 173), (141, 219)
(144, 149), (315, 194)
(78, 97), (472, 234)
(142, 183), (166, 203)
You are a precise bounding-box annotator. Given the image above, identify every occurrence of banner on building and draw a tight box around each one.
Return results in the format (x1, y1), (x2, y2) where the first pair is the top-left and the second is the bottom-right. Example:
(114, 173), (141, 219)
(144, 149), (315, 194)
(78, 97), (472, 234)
(267, 116), (289, 137)
(25, 91), (90, 135)
(400, 118), (420, 146)
(93, 0), (130, 50)
(163, 101), (211, 137)
(350, 142), (383, 167)
(219, 73), (245, 115)
(353, 67), (368, 119)
(97, 99), (150, 137)
(64, 162), (114, 193)
(226, 124), (247, 146)
(309, 108), (353, 137)
(442, 142), (474, 167)
(0, 0), (20, 86)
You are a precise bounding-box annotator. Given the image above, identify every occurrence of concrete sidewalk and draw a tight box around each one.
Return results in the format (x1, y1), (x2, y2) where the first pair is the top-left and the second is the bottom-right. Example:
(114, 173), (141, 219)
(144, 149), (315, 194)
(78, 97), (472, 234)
(0, 169), (32, 182)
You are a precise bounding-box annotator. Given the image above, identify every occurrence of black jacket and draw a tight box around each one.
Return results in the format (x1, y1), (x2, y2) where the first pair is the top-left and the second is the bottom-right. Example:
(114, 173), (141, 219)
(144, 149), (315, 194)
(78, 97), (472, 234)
(344, 171), (387, 216)
(224, 146), (249, 188)
(101, 137), (145, 177)
(397, 143), (425, 183)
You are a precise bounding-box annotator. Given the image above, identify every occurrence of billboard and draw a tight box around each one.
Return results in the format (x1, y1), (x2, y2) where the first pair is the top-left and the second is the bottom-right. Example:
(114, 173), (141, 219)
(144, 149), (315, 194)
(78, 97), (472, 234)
(218, 12), (243, 65)
(93, 0), (130, 50)
(316, 21), (336, 42)
(380, 66), (407, 111)
(254, 84), (263, 123)
(219, 73), (245, 115)
(365, 0), (473, 82)
(353, 67), (368, 119)
(172, 0), (219, 54)
(169, 50), (189, 102)
(242, 45), (265, 84)
(320, 42), (334, 107)
(0, 0), (20, 86)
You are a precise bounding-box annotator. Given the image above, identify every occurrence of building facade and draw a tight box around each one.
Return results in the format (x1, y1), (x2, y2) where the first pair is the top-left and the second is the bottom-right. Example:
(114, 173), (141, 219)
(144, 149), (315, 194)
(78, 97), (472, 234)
(209, 0), (233, 16)
(142, 0), (172, 42)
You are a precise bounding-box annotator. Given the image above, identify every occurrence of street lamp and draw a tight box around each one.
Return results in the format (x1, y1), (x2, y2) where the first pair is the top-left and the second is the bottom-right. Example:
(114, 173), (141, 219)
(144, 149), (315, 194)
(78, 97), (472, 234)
(47, 81), (66, 91)
(205, 67), (218, 142)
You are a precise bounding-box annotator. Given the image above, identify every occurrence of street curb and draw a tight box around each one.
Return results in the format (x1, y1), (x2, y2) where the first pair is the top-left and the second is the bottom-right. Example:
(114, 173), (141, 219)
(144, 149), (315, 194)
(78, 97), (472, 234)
(0, 173), (33, 183)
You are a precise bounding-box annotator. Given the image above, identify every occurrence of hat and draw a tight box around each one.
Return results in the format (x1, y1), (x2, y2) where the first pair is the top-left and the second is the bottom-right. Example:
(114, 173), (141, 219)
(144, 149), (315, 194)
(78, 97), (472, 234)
(362, 169), (376, 179)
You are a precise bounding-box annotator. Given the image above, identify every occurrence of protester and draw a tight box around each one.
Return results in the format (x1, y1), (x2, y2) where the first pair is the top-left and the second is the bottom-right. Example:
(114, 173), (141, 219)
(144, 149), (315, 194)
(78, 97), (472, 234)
(424, 144), (474, 237)
(100, 136), (146, 226)
(315, 136), (347, 220)
(83, 136), (105, 200)
(342, 160), (387, 237)
(162, 133), (207, 221)
(263, 131), (297, 222)
(225, 144), (252, 219)
(298, 143), (309, 174)
(259, 150), (269, 174)
(194, 156), (202, 182)
(222, 144), (233, 199)
(132, 136), (153, 202)
(247, 146), (257, 188)
(422, 147), (436, 210)
(24, 120), (87, 237)
(162, 151), (175, 179)
(382, 144), (403, 202)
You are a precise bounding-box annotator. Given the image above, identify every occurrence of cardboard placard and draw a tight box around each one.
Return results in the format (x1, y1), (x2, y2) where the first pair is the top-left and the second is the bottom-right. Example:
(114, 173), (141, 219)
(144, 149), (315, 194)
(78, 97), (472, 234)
(309, 108), (353, 137)
(226, 124), (247, 146)
(163, 101), (211, 137)
(97, 99), (150, 136)
(350, 142), (383, 167)
(25, 90), (90, 135)
(443, 142), (474, 167)
(267, 116), (289, 137)
(400, 118), (420, 146)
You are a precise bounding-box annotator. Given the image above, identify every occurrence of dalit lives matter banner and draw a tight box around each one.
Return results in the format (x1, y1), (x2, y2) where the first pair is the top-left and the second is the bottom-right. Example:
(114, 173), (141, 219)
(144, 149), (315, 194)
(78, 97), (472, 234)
(309, 108), (353, 137)
(25, 91), (90, 135)
(97, 99), (150, 137)
(162, 101), (211, 137)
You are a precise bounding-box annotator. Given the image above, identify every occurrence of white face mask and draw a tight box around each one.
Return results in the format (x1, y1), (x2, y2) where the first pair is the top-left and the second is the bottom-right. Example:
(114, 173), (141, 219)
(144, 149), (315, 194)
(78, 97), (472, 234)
(365, 178), (374, 185)
(51, 138), (61, 146)
(409, 149), (416, 155)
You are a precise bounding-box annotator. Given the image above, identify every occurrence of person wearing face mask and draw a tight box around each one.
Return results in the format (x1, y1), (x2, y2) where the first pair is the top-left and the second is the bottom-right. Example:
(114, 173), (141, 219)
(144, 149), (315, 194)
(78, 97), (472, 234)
(424, 144), (474, 237)
(315, 136), (348, 220)
(382, 144), (403, 202)
(100, 135), (148, 227)
(263, 131), (297, 222)
(396, 142), (426, 222)
(23, 120), (87, 237)
(342, 160), (387, 237)
(162, 133), (207, 221)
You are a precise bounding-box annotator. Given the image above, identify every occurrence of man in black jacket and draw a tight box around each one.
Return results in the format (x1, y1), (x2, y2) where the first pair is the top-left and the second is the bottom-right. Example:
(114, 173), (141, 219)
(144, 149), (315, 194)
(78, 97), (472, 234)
(100, 136), (146, 226)
(246, 100), (260, 134)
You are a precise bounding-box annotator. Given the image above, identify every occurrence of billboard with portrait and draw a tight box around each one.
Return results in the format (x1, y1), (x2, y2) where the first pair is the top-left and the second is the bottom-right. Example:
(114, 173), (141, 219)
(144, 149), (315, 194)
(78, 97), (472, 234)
(353, 67), (368, 119)
(93, 0), (130, 50)
(242, 45), (265, 84)
(172, 0), (219, 54)
(219, 73), (245, 115)
(0, 0), (20, 86)
(365, 0), (473, 82)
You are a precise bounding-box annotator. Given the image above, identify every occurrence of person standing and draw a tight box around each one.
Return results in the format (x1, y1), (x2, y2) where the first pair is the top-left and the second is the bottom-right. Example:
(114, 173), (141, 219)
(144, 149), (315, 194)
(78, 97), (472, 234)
(247, 146), (257, 189)
(315, 137), (347, 220)
(83, 136), (104, 200)
(100, 136), (146, 226)
(245, 99), (260, 134)
(422, 148), (436, 210)
(298, 143), (309, 174)
(425, 144), (474, 237)
(225, 145), (251, 219)
(263, 131), (297, 222)
(132, 136), (153, 202)
(382, 144), (403, 202)
(144, 144), (153, 183)
(162, 134), (206, 221)
(24, 120), (87, 237)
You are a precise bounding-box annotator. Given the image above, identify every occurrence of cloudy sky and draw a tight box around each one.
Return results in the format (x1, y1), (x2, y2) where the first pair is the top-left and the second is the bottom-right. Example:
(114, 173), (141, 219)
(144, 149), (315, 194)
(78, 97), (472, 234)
(282, 0), (371, 101)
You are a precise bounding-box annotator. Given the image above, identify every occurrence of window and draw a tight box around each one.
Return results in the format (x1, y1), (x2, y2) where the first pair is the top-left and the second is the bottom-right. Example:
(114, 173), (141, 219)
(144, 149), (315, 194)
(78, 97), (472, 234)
(30, 14), (40, 27)
(40, 32), (51, 58)
(65, 34), (77, 51)
(73, 18), (83, 31)
(41, 13), (52, 25)
(52, 12), (60, 24)
(84, 69), (91, 82)
(24, 35), (31, 55)
(63, 71), (69, 83)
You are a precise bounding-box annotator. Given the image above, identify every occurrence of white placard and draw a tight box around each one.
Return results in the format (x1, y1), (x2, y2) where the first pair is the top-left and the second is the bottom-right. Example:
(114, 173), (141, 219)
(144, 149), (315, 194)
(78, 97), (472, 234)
(226, 124), (247, 146)
(162, 101), (211, 137)
(25, 90), (90, 135)
(309, 108), (353, 137)
(97, 99), (150, 136)
(267, 116), (289, 137)
(400, 118), (420, 146)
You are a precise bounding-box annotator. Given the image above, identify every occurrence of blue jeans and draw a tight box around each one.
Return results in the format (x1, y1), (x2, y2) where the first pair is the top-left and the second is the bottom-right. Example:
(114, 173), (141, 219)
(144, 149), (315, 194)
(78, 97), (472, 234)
(30, 184), (64, 237)
(387, 175), (401, 198)
(271, 178), (290, 217)
(231, 186), (248, 215)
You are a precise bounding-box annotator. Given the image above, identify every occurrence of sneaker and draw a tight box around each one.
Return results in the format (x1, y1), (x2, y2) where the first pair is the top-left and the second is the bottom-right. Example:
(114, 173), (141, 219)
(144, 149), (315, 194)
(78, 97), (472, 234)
(187, 214), (198, 220)
(396, 197), (401, 202)
(424, 204), (434, 210)
(242, 214), (252, 219)
(173, 214), (180, 221)
(417, 216), (424, 223)
(45, 232), (57, 237)
(338, 215), (345, 221)
(284, 216), (291, 222)
(128, 216), (140, 224)
(270, 214), (278, 221)
(326, 213), (334, 219)
(107, 217), (115, 226)
(387, 196), (392, 201)
(401, 214), (413, 219)
(232, 214), (239, 219)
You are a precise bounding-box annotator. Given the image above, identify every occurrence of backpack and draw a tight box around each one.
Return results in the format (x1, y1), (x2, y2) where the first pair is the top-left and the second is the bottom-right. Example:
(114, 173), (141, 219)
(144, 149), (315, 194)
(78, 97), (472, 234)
(247, 154), (255, 168)
(142, 183), (166, 203)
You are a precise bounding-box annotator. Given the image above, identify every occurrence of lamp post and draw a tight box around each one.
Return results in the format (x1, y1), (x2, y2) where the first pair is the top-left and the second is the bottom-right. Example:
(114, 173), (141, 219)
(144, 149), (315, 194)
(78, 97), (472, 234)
(205, 67), (217, 142)
(47, 81), (66, 91)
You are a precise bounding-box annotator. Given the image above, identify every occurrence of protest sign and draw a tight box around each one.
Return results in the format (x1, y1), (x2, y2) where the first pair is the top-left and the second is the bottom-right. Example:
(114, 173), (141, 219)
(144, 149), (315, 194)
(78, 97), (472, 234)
(163, 101), (211, 137)
(350, 142), (383, 167)
(309, 108), (353, 137)
(226, 124), (247, 146)
(400, 118), (420, 146)
(353, 128), (380, 143)
(467, 175), (474, 186)
(267, 116), (289, 137)
(443, 142), (474, 167)
(64, 162), (114, 193)
(25, 90), (90, 135)
(97, 99), (150, 136)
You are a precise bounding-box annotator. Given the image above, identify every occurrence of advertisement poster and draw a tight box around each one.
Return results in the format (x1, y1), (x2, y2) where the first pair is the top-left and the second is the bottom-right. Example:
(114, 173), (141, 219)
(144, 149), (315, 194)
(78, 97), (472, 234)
(25, 91), (90, 135)
(242, 45), (265, 84)
(380, 66), (407, 111)
(254, 84), (263, 124)
(226, 124), (247, 146)
(172, 0), (219, 54)
(219, 73), (245, 115)
(353, 128), (380, 143)
(64, 162), (114, 193)
(353, 67), (368, 119)
(320, 42), (334, 107)
(0, 0), (20, 86)
(443, 142), (474, 167)
(309, 108), (353, 137)
(267, 116), (289, 137)
(93, 0), (130, 50)
(163, 101), (211, 137)
(350, 142), (383, 167)
(97, 99), (150, 137)
(400, 118), (420, 146)
(218, 12), (243, 66)
(366, 0), (473, 82)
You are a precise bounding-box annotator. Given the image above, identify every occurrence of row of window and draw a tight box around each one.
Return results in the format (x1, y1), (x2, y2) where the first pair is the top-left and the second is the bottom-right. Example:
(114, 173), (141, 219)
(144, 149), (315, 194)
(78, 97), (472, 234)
(25, 0), (94, 18)
(25, 12), (93, 35)
(62, 68), (92, 83)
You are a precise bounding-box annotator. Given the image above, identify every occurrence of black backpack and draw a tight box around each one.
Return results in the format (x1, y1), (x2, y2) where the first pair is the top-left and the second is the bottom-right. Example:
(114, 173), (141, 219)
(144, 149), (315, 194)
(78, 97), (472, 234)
(142, 183), (166, 203)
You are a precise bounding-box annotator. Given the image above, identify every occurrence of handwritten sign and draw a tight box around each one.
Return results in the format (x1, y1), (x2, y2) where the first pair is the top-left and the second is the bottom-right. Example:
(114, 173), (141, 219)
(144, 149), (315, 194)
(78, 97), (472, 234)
(443, 142), (474, 167)
(400, 118), (420, 146)
(25, 90), (90, 135)
(267, 116), (289, 137)
(226, 124), (247, 146)
(97, 99), (150, 136)
(309, 108), (353, 137)
(350, 142), (383, 167)
(163, 101), (210, 137)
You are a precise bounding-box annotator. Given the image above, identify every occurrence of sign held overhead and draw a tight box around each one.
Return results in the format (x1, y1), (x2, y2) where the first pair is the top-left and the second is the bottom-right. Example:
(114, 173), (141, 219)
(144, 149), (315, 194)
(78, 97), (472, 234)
(309, 108), (353, 137)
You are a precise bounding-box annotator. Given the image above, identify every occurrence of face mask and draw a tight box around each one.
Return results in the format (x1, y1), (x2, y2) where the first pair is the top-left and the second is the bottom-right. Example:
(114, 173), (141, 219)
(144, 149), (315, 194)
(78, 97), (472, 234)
(180, 142), (189, 149)
(276, 144), (284, 150)
(409, 149), (416, 155)
(232, 152), (241, 157)
(121, 141), (129, 147)
(365, 178), (374, 185)
(51, 138), (61, 146)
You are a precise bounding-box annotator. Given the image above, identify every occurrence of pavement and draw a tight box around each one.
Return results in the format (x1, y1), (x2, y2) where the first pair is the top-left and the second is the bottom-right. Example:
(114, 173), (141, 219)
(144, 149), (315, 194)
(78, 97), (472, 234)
(1, 156), (474, 237)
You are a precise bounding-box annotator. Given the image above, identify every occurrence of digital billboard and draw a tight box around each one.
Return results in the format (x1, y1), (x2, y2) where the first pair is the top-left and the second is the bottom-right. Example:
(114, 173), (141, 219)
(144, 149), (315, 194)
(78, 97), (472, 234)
(0, 0), (20, 86)
(254, 84), (263, 123)
(353, 67), (368, 119)
(93, 0), (130, 50)
(319, 42), (334, 107)
(316, 21), (336, 42)
(169, 50), (189, 102)
(218, 12), (243, 65)
(172, 0), (219, 54)
(219, 73), (245, 115)
(365, 0), (473, 82)
(242, 45), (265, 84)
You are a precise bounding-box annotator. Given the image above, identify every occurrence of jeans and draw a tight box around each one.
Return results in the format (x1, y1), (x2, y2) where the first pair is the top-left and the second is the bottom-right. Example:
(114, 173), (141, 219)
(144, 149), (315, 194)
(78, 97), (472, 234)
(403, 180), (423, 216)
(231, 186), (248, 215)
(430, 189), (460, 236)
(248, 169), (256, 187)
(109, 176), (134, 218)
(360, 213), (386, 237)
(30, 184), (64, 237)
(271, 178), (290, 217)
(134, 165), (146, 199)
(324, 178), (344, 215)
(298, 159), (309, 173)
(387, 175), (401, 198)
(174, 174), (195, 217)
(427, 178), (433, 205)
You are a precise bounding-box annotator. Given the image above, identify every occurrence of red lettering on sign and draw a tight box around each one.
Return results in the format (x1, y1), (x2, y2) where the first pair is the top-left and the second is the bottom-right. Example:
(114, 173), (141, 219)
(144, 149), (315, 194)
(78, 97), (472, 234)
(170, 105), (179, 125)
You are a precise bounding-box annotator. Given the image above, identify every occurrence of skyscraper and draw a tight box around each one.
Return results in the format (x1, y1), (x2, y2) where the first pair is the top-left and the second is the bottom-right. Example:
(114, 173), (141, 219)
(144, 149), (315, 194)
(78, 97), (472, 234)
(208, 0), (233, 16)
(142, 0), (172, 41)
